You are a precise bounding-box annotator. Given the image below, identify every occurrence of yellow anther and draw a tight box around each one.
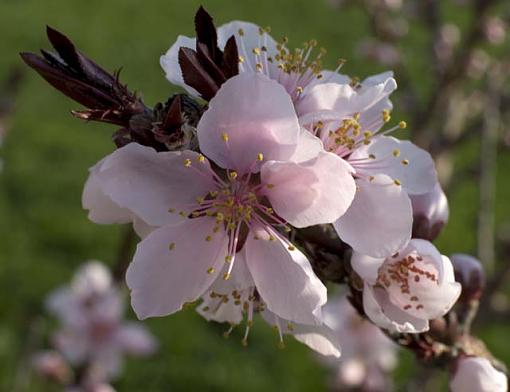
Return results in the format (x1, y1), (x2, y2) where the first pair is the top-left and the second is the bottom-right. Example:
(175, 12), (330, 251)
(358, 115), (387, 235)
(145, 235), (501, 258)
(277, 341), (286, 350)
(238, 28), (245, 36)
(353, 113), (361, 121)
(399, 121), (407, 129)
(216, 212), (224, 222)
(227, 222), (236, 230)
(205, 235), (213, 242)
(296, 86), (304, 94)
(369, 176), (375, 182)
(287, 323), (295, 331)
(183, 159), (192, 167)
(207, 267), (215, 274)
(238, 55), (245, 64)
(223, 272), (231, 280)
(401, 159), (409, 165)
(255, 63), (263, 71)
(225, 255), (233, 263)
(369, 154), (376, 160)
(179, 211), (187, 217)
(316, 74), (323, 79)
(284, 226), (292, 233)
(288, 245), (296, 251)
(247, 320), (254, 327)
(221, 132), (229, 142)
(257, 153), (264, 161)
(229, 171), (238, 180)
(197, 154), (205, 162)
(382, 109), (391, 117)
(168, 242), (175, 251)
(191, 211), (201, 218)
(209, 191), (218, 198)
(266, 183), (275, 189)
(213, 226), (220, 233)
(269, 235), (276, 241)
(364, 131), (373, 138)
(241, 338), (248, 347)
(392, 149), (401, 157)
(168, 208), (176, 213)
(337, 58), (347, 66)
(266, 207), (274, 214)
(394, 179), (402, 186)
(252, 47), (261, 55)
(196, 196), (205, 204)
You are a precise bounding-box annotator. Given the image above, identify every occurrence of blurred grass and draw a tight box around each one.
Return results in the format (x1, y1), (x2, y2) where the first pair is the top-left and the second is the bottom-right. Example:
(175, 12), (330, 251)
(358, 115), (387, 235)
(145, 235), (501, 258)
(0, 0), (508, 390)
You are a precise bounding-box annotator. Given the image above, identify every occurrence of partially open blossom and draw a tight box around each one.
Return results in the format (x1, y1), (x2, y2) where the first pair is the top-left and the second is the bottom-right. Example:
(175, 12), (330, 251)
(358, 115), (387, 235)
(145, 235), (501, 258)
(351, 239), (461, 332)
(298, 72), (437, 257)
(46, 262), (157, 382)
(451, 254), (485, 302)
(450, 356), (508, 392)
(84, 73), (356, 334)
(321, 295), (397, 390)
(32, 351), (72, 384)
(411, 182), (449, 241)
(197, 253), (340, 356)
(161, 12), (350, 104)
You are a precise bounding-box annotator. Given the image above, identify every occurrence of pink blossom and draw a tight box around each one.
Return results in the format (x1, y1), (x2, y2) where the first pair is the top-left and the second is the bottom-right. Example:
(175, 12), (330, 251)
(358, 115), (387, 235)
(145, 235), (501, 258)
(351, 239), (461, 332)
(161, 20), (350, 104)
(298, 72), (438, 257)
(450, 356), (508, 392)
(84, 73), (356, 330)
(46, 262), (157, 382)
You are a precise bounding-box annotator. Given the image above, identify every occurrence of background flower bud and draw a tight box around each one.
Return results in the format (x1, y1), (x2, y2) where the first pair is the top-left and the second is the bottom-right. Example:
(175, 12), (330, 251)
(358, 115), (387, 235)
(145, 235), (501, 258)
(451, 254), (485, 302)
(411, 183), (449, 241)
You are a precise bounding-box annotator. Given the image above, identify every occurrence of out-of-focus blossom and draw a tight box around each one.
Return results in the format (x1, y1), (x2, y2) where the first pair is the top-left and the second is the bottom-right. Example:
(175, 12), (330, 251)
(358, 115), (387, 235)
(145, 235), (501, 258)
(484, 17), (507, 45)
(411, 183), (449, 241)
(356, 39), (401, 66)
(451, 254), (485, 302)
(435, 24), (461, 65)
(32, 350), (72, 384)
(197, 254), (340, 357)
(321, 295), (397, 390)
(46, 261), (157, 383)
(467, 49), (491, 80)
(352, 239), (461, 332)
(450, 356), (508, 392)
(84, 74), (355, 339)
(298, 72), (437, 258)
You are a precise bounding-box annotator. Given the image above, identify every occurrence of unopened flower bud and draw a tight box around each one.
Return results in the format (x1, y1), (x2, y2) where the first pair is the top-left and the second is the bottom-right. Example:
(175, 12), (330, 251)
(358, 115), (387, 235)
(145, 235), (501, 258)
(451, 254), (485, 302)
(450, 356), (507, 392)
(411, 183), (449, 241)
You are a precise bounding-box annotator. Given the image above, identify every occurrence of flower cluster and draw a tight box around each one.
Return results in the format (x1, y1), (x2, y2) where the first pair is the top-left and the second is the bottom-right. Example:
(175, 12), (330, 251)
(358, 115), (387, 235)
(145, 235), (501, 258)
(33, 262), (157, 391)
(74, 7), (464, 353)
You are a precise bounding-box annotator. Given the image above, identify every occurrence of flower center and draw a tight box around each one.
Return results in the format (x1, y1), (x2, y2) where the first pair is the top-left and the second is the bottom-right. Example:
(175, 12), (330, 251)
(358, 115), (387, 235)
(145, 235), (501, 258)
(168, 147), (294, 281)
(377, 251), (438, 312)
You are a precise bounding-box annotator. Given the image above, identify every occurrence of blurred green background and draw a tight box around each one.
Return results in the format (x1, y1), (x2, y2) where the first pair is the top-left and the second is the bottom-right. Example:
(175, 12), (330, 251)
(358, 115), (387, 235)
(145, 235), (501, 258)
(0, 0), (508, 390)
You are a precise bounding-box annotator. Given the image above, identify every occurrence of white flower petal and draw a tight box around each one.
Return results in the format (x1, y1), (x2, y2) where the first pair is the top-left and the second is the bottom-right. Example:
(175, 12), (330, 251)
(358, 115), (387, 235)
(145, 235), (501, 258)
(197, 73), (300, 173)
(245, 226), (326, 325)
(160, 35), (199, 96)
(334, 175), (412, 258)
(126, 217), (229, 319)
(261, 152), (356, 228)
(350, 252), (385, 284)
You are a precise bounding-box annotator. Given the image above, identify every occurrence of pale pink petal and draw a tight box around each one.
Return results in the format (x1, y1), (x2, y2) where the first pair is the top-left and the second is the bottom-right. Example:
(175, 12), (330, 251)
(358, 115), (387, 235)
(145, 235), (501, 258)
(261, 152), (356, 227)
(132, 218), (156, 239)
(126, 217), (229, 319)
(450, 357), (508, 392)
(305, 70), (351, 91)
(363, 284), (429, 333)
(333, 175), (412, 258)
(349, 136), (437, 195)
(116, 322), (157, 356)
(297, 77), (397, 125)
(160, 35), (199, 96)
(245, 226), (326, 325)
(82, 159), (132, 224)
(196, 295), (244, 325)
(351, 252), (385, 284)
(288, 128), (324, 162)
(261, 309), (341, 357)
(208, 247), (253, 294)
(357, 97), (393, 134)
(216, 21), (278, 72)
(197, 73), (300, 173)
(360, 71), (394, 87)
(92, 143), (215, 227)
